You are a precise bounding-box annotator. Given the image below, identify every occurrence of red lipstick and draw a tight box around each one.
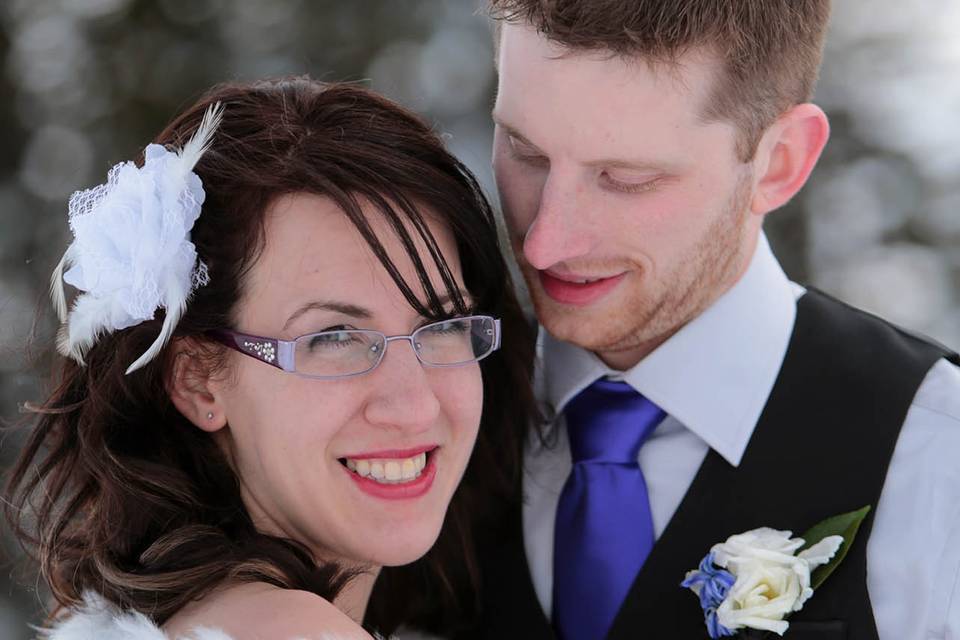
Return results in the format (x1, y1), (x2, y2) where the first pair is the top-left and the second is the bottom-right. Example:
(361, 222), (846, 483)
(340, 446), (438, 501)
(339, 445), (435, 460)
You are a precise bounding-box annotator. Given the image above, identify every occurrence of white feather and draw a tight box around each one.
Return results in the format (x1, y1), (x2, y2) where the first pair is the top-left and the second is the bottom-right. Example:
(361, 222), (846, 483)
(40, 591), (232, 640)
(124, 273), (189, 375)
(39, 590), (366, 640)
(177, 102), (224, 173)
(49, 244), (72, 323)
(63, 293), (121, 365)
(55, 323), (76, 363)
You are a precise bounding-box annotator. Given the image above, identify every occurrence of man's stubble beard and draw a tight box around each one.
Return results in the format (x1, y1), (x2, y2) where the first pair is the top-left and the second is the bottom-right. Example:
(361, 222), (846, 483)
(520, 172), (755, 365)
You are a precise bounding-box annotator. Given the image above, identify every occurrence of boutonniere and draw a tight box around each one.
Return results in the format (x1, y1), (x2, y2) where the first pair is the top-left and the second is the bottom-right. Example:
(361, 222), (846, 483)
(681, 506), (871, 638)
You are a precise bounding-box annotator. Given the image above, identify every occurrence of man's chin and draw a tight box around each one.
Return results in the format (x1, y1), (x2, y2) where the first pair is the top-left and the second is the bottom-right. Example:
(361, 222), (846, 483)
(532, 290), (624, 350)
(529, 282), (669, 357)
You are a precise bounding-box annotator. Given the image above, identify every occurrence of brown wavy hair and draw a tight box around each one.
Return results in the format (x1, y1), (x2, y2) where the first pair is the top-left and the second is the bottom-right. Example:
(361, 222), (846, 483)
(488, 0), (832, 160)
(4, 76), (537, 636)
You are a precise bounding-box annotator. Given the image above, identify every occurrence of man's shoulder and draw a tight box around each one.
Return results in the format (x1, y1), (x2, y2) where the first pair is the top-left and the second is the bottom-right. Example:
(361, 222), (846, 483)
(913, 359), (960, 422)
(909, 357), (960, 427)
(798, 289), (957, 377)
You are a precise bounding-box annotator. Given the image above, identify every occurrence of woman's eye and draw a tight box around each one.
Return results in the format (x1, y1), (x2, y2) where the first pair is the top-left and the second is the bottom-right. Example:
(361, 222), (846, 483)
(309, 330), (359, 349)
(425, 319), (470, 334)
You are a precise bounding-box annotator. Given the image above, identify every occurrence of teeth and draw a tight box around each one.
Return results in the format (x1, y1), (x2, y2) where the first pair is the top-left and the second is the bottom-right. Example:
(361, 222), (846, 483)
(385, 461), (401, 481)
(356, 459), (370, 477)
(344, 452), (430, 485)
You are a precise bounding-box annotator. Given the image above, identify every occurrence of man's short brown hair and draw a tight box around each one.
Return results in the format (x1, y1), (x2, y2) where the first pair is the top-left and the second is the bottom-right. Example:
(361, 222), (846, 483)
(488, 0), (832, 160)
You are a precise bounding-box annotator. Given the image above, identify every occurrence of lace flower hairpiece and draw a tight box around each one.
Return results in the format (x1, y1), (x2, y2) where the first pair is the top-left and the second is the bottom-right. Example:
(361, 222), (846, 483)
(50, 103), (224, 375)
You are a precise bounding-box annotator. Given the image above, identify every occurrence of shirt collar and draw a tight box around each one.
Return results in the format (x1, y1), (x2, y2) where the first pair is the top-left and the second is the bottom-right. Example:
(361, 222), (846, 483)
(540, 234), (799, 467)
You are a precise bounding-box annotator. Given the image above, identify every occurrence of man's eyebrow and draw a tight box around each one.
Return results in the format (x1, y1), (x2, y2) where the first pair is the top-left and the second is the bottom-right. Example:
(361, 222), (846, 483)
(492, 114), (545, 153)
(584, 157), (674, 173)
(283, 301), (372, 332)
(494, 113), (674, 173)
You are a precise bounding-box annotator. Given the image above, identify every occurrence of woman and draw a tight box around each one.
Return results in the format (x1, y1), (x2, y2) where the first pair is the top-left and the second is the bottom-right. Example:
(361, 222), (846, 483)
(4, 77), (537, 639)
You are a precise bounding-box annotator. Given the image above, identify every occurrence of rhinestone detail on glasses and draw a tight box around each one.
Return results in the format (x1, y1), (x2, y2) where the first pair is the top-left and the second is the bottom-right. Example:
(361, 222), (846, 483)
(243, 340), (276, 363)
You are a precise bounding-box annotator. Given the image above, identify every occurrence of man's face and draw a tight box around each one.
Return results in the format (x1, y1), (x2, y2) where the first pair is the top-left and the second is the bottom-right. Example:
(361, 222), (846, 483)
(492, 23), (764, 369)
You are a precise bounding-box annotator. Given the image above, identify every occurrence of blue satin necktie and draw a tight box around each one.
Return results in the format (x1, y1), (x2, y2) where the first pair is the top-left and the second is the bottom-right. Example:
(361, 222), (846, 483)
(552, 379), (666, 640)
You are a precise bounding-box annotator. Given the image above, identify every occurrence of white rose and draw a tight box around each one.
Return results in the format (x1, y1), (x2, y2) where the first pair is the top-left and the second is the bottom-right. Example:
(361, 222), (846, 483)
(710, 528), (844, 636)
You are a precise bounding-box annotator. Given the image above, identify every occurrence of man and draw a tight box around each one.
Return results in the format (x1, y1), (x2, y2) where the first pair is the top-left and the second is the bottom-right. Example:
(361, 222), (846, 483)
(468, 1), (960, 639)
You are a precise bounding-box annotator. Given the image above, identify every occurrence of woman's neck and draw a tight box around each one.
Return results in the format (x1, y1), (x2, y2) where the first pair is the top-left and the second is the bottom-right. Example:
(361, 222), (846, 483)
(335, 566), (381, 625)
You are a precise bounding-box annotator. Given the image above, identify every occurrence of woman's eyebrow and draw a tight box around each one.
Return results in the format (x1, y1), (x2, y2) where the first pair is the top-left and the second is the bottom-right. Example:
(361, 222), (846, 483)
(283, 300), (372, 332)
(435, 291), (475, 310)
(284, 291), (475, 331)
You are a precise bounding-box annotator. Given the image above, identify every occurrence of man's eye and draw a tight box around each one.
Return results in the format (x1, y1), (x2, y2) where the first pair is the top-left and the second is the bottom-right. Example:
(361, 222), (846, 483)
(601, 172), (661, 194)
(509, 137), (549, 166)
(512, 149), (549, 167)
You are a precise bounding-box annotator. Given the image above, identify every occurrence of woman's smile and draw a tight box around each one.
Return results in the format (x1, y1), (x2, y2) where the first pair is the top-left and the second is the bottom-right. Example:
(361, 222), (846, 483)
(339, 446), (440, 500)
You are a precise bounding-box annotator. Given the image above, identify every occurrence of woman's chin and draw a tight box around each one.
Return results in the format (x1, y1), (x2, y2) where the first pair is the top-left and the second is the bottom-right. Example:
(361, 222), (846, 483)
(358, 522), (445, 568)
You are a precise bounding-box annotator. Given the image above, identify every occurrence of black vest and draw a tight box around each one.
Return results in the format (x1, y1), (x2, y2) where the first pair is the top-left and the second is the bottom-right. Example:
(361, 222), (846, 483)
(460, 290), (959, 640)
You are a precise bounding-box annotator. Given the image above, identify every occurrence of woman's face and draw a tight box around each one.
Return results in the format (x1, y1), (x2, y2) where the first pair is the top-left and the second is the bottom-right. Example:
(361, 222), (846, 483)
(213, 192), (483, 568)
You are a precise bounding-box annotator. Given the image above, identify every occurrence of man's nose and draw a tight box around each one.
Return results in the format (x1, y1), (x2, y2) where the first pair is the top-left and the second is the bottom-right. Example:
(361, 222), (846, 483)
(522, 171), (593, 271)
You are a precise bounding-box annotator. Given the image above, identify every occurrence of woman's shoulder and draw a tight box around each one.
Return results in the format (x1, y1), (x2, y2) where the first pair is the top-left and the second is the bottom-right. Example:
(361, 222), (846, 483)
(41, 591), (229, 640)
(43, 585), (372, 640)
(168, 582), (372, 640)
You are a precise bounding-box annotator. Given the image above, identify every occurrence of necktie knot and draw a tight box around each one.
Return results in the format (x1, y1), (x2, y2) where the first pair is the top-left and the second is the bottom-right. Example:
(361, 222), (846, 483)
(564, 378), (665, 465)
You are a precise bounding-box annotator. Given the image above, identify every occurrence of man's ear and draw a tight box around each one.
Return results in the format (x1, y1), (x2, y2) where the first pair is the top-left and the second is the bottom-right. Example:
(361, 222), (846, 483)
(750, 103), (830, 215)
(167, 338), (228, 433)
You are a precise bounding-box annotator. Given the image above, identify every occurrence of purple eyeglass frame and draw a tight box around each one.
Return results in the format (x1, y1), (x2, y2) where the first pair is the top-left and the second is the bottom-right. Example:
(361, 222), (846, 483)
(206, 315), (501, 380)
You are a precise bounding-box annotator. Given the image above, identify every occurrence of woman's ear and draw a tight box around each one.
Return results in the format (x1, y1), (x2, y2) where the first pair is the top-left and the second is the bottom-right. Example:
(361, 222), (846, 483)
(167, 338), (228, 433)
(750, 103), (830, 215)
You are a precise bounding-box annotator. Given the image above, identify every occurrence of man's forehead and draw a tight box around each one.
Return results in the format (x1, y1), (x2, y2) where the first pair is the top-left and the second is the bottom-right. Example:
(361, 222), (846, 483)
(495, 21), (722, 105)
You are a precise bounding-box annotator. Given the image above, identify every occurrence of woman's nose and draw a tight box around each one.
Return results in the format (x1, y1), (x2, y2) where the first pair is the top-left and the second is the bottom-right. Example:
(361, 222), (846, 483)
(362, 338), (441, 433)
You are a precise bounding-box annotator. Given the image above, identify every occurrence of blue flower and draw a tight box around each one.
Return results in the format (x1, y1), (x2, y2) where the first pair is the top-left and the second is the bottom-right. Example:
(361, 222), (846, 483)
(681, 552), (737, 639)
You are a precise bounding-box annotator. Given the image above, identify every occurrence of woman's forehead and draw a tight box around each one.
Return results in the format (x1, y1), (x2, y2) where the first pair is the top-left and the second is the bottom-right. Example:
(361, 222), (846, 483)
(240, 192), (464, 329)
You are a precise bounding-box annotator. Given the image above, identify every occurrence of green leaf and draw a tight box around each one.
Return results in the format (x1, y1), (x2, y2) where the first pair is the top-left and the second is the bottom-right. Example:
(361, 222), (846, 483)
(798, 505), (872, 590)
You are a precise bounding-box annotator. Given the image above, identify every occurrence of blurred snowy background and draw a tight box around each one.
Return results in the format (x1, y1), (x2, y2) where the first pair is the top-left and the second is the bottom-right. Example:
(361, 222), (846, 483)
(0, 1), (957, 636)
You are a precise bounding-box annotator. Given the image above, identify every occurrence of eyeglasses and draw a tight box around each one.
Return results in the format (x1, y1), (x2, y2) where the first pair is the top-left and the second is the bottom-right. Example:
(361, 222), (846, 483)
(208, 315), (501, 380)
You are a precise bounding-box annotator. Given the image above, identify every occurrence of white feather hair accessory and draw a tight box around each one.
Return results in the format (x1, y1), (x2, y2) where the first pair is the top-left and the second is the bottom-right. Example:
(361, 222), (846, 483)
(50, 102), (224, 374)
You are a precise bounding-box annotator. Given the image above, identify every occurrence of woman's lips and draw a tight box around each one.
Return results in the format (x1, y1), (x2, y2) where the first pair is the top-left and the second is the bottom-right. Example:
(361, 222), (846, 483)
(339, 445), (435, 460)
(539, 270), (627, 306)
(340, 447), (438, 501)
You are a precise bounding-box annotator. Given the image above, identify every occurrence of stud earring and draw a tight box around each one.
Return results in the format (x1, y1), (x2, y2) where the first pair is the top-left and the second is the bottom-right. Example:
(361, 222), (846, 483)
(206, 412), (214, 420)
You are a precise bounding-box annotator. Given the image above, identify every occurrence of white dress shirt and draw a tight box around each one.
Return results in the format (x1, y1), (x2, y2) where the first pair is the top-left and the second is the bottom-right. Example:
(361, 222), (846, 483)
(524, 234), (960, 640)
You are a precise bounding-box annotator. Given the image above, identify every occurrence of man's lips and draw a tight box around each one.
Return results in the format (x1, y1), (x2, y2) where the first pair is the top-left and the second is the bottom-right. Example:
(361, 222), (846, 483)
(539, 270), (627, 306)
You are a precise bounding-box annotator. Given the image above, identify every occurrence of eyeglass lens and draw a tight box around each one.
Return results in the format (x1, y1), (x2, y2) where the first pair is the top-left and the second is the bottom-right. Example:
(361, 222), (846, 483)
(292, 316), (496, 377)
